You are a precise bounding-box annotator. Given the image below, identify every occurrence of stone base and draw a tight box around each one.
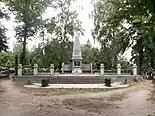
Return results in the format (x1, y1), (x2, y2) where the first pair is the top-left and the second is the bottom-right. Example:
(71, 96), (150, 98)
(24, 83), (129, 88)
(72, 68), (82, 74)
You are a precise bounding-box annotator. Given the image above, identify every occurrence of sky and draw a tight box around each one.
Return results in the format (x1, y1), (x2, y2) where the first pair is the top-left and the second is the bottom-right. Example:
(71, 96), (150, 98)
(2, 0), (131, 60)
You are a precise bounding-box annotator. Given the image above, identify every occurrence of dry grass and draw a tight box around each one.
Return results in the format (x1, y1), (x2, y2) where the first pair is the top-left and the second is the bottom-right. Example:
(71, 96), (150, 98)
(128, 82), (138, 87)
(0, 85), (4, 93)
(107, 92), (127, 101)
(25, 88), (116, 96)
(149, 88), (155, 102)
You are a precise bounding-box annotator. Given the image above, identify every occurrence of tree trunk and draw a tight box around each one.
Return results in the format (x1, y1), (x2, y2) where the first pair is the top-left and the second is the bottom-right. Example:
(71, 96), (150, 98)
(136, 38), (143, 74)
(151, 54), (155, 69)
(139, 48), (143, 74)
(21, 25), (27, 66)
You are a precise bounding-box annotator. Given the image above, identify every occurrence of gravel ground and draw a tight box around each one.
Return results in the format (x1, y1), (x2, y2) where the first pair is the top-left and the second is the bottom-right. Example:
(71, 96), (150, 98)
(0, 79), (155, 116)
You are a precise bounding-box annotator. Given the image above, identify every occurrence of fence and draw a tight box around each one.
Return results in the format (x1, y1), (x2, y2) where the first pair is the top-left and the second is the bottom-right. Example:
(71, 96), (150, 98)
(17, 63), (138, 76)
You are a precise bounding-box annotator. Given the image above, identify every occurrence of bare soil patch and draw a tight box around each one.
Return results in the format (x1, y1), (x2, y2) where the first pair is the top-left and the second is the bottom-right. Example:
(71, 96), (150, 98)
(0, 79), (155, 116)
(63, 98), (116, 114)
(107, 92), (127, 101)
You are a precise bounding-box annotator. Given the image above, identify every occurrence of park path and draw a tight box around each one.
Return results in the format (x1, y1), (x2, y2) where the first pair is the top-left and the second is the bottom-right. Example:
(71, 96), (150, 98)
(0, 79), (155, 116)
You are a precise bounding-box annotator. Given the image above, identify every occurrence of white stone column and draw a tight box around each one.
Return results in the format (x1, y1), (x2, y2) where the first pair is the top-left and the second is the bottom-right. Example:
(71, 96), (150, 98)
(18, 64), (22, 76)
(132, 64), (137, 75)
(61, 62), (64, 73)
(117, 64), (121, 75)
(50, 64), (54, 76)
(33, 64), (38, 76)
(90, 63), (93, 73)
(100, 64), (104, 75)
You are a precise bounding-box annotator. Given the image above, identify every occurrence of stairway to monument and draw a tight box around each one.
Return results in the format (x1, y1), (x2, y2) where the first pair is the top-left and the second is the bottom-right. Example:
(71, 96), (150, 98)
(49, 76), (105, 84)
(49, 75), (136, 84)
(17, 74), (136, 84)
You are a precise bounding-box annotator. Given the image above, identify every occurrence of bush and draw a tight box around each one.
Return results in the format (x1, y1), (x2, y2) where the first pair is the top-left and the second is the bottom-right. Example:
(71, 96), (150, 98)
(23, 68), (32, 74)
(124, 79), (127, 84)
(105, 78), (111, 87)
(93, 69), (100, 73)
(41, 79), (49, 87)
(25, 80), (32, 85)
(133, 78), (139, 82)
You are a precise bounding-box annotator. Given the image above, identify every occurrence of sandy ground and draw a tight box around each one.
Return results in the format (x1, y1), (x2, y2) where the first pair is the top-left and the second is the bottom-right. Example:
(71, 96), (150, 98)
(0, 79), (155, 116)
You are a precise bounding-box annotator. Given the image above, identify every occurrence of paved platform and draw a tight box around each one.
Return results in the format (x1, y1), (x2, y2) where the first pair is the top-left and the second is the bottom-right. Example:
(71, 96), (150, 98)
(24, 83), (129, 89)
(54, 73), (100, 77)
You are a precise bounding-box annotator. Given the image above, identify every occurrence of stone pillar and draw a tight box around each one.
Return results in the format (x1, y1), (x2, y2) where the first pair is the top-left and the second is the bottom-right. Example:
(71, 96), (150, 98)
(33, 64), (38, 76)
(100, 64), (104, 75)
(18, 64), (22, 76)
(90, 63), (93, 73)
(132, 64), (137, 75)
(61, 62), (64, 73)
(50, 64), (54, 76)
(117, 64), (121, 75)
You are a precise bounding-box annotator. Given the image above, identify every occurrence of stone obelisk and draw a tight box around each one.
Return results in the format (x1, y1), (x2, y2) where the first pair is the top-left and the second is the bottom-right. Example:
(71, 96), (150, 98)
(72, 34), (83, 73)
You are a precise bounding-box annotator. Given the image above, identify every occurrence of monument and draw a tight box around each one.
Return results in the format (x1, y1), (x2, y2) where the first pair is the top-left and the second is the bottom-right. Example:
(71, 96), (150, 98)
(72, 34), (83, 73)
(61, 34), (92, 73)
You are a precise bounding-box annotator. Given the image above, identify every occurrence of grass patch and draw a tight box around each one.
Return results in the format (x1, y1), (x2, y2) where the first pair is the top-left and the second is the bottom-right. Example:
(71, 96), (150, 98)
(59, 88), (111, 93)
(128, 82), (138, 87)
(29, 88), (119, 96)
(25, 80), (33, 85)
(51, 88), (113, 95)
(107, 92), (127, 101)
(148, 87), (155, 102)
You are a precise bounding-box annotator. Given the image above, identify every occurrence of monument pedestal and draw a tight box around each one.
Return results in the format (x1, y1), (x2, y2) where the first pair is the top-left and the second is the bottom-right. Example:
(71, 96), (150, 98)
(72, 68), (82, 74)
(72, 60), (82, 74)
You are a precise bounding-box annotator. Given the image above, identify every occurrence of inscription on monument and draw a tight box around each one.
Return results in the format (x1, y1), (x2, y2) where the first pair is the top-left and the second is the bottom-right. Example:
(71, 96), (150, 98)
(75, 49), (79, 55)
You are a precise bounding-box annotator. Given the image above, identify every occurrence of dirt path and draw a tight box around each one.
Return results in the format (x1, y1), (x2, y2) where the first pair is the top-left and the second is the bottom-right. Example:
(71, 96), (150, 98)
(114, 90), (155, 116)
(0, 79), (155, 116)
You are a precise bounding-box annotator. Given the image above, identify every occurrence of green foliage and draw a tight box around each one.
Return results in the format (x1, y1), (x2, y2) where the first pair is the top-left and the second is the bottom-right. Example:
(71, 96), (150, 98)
(31, 0), (84, 70)
(118, 56), (131, 73)
(92, 0), (155, 74)
(25, 80), (32, 85)
(28, 39), (130, 71)
(30, 39), (73, 70)
(13, 42), (31, 65)
(0, 52), (14, 68)
(41, 79), (49, 87)
(45, 0), (84, 42)
(104, 78), (111, 87)
(7, 0), (52, 66)
(91, 0), (120, 69)
(81, 41), (95, 64)
(0, 2), (9, 51)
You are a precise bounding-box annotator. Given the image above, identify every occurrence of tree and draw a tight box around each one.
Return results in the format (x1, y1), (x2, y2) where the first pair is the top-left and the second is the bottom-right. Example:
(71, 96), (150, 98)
(91, 0), (119, 69)
(30, 39), (73, 70)
(0, 1), (9, 51)
(7, 0), (52, 66)
(108, 0), (155, 73)
(0, 52), (14, 68)
(45, 0), (84, 69)
(13, 42), (31, 65)
(91, 0), (155, 74)
(46, 0), (84, 42)
(82, 41), (94, 64)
